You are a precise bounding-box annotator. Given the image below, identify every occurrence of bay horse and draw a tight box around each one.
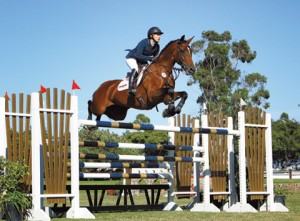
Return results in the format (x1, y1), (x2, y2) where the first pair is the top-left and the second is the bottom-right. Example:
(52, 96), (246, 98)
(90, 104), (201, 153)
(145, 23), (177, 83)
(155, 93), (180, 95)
(87, 35), (195, 122)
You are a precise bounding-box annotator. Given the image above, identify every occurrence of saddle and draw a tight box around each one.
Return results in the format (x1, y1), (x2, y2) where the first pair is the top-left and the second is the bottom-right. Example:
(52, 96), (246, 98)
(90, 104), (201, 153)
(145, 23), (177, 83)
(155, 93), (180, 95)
(117, 66), (147, 91)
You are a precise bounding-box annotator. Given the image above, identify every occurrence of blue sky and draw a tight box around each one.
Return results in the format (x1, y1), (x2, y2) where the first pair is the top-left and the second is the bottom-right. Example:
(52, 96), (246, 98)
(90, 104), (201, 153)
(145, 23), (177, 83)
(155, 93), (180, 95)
(1, 0), (300, 126)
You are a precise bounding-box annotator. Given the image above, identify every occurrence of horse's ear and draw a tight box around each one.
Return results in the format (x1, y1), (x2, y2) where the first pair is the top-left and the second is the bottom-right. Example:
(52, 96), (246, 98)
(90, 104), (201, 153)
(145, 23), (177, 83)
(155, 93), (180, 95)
(186, 36), (194, 44)
(180, 35), (185, 42)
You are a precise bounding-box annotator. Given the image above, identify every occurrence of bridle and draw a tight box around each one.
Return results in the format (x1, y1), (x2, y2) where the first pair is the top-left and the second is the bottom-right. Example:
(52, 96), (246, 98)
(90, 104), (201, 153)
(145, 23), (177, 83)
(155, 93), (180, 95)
(177, 43), (193, 74)
(151, 41), (192, 76)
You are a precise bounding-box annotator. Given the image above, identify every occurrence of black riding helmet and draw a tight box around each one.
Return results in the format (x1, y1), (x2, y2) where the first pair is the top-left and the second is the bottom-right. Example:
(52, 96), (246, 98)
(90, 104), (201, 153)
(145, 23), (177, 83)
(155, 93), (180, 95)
(147, 27), (164, 38)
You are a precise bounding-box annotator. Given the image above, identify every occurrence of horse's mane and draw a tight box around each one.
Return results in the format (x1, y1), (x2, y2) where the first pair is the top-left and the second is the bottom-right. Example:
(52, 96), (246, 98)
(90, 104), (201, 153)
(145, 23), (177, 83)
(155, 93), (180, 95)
(159, 39), (181, 55)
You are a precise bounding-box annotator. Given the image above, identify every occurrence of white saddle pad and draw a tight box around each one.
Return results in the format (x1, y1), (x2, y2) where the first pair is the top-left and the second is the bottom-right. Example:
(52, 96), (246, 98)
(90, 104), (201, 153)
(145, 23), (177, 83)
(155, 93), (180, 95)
(117, 80), (129, 91)
(117, 72), (143, 91)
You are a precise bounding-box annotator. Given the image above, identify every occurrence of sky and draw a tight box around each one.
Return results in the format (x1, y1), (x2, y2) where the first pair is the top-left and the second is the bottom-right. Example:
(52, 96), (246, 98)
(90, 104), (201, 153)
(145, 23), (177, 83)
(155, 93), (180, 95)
(1, 0), (300, 127)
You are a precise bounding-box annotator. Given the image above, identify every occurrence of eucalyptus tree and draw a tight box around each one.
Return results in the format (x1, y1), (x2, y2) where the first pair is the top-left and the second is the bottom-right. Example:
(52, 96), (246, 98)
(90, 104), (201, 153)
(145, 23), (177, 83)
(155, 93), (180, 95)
(272, 113), (300, 168)
(190, 30), (270, 120)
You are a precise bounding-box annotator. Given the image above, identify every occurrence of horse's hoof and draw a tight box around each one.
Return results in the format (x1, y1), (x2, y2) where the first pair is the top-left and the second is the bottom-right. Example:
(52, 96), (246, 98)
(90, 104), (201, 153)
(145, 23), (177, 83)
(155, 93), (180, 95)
(163, 109), (176, 118)
(83, 125), (98, 131)
(168, 104), (175, 112)
(162, 109), (169, 118)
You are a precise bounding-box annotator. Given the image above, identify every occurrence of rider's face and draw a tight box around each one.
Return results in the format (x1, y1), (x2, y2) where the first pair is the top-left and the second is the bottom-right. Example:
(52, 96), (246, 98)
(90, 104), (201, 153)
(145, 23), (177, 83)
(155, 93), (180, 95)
(152, 34), (161, 43)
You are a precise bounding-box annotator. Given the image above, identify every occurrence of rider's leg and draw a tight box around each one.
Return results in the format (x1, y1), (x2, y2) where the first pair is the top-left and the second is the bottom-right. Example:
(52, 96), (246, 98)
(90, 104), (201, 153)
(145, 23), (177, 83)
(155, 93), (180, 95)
(128, 68), (138, 95)
(126, 58), (138, 73)
(126, 58), (139, 96)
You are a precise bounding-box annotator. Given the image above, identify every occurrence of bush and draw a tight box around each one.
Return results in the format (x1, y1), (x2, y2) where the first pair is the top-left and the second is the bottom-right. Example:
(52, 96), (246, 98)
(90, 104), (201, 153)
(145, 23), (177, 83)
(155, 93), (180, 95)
(0, 156), (32, 219)
(274, 185), (293, 199)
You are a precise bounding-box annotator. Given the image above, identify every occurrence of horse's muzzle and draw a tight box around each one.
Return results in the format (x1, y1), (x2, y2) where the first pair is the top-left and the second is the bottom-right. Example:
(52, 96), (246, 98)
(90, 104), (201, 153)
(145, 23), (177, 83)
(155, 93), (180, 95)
(185, 66), (196, 75)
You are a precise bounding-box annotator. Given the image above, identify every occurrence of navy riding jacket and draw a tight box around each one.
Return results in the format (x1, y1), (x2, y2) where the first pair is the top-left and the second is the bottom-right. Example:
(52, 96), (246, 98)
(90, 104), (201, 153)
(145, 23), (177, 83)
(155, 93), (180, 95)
(126, 38), (160, 64)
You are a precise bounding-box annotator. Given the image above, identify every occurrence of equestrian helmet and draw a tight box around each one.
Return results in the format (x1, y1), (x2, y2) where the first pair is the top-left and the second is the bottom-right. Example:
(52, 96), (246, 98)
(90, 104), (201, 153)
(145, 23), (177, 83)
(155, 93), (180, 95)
(147, 27), (164, 38)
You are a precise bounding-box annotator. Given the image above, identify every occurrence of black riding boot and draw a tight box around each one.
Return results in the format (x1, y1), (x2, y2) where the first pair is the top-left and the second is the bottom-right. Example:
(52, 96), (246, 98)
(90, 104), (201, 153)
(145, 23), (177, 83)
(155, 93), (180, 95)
(128, 69), (138, 96)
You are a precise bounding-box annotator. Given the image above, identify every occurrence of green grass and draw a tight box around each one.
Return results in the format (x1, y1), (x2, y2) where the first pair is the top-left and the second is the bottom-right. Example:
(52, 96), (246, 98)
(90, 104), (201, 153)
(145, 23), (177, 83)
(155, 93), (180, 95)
(50, 191), (300, 221)
(51, 179), (300, 221)
(1, 179), (299, 221)
(273, 179), (299, 184)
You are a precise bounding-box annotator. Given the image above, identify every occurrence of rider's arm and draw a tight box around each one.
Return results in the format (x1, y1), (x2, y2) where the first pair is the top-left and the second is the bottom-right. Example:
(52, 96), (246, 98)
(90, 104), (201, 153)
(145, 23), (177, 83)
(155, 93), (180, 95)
(134, 39), (154, 62)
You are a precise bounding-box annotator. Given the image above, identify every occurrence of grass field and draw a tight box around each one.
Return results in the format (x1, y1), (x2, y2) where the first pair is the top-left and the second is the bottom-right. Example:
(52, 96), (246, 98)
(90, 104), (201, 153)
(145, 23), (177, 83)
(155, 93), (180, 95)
(1, 179), (298, 221)
(50, 179), (299, 221)
(49, 191), (300, 221)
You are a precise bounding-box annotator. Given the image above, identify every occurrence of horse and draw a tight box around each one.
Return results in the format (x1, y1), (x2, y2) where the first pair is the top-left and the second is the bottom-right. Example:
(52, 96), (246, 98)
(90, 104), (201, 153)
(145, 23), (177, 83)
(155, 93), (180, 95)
(87, 35), (196, 122)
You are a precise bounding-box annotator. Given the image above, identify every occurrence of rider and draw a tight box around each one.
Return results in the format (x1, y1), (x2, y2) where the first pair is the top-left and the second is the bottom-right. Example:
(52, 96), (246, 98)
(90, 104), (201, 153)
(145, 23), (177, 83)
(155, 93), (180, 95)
(125, 26), (163, 96)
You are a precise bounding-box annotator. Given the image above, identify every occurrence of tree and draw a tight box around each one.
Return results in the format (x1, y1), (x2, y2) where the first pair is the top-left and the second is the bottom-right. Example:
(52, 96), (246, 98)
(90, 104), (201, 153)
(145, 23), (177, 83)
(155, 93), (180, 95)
(124, 114), (168, 143)
(190, 30), (270, 121)
(272, 113), (300, 168)
(123, 114), (168, 156)
(79, 128), (134, 155)
(133, 114), (151, 124)
(78, 113), (168, 156)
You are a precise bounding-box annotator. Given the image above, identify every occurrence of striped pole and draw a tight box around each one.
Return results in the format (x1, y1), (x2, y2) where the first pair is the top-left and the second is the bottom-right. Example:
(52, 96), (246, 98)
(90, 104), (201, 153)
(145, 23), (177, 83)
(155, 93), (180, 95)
(79, 120), (240, 136)
(78, 141), (204, 152)
(75, 162), (170, 169)
(67, 173), (171, 179)
(78, 153), (205, 162)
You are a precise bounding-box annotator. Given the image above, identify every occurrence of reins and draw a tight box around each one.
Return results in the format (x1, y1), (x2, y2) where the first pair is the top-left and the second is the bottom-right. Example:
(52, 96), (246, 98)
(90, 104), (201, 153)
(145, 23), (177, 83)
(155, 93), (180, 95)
(172, 67), (183, 80)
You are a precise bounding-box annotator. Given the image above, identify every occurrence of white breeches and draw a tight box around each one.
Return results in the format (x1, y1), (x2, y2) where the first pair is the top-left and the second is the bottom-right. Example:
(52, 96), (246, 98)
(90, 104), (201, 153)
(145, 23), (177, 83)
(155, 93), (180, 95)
(126, 58), (138, 71)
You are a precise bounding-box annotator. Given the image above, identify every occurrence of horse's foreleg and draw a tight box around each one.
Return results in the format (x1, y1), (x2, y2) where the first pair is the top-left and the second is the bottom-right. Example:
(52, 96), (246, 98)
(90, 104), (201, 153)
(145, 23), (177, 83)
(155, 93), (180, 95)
(174, 91), (188, 114)
(162, 88), (176, 118)
(162, 90), (188, 118)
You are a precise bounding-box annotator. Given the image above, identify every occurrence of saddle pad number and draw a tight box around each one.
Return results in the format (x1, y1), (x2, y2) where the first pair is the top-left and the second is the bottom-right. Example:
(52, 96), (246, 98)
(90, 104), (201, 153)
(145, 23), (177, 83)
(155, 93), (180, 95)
(117, 80), (129, 91)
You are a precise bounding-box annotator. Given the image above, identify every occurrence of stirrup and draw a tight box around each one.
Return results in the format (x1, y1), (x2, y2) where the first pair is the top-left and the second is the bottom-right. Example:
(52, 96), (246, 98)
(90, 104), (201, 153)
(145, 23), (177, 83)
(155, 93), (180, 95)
(128, 88), (136, 96)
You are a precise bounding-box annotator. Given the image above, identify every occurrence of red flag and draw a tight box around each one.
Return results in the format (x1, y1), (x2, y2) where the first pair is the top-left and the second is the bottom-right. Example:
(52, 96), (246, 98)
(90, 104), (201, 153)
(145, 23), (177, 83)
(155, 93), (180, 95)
(72, 80), (81, 90)
(4, 92), (10, 101)
(40, 85), (47, 93)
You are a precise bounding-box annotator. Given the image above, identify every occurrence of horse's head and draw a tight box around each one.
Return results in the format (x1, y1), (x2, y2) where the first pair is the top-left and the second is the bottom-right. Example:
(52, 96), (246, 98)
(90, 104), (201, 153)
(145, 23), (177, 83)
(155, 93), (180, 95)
(176, 35), (196, 75)
(154, 35), (196, 75)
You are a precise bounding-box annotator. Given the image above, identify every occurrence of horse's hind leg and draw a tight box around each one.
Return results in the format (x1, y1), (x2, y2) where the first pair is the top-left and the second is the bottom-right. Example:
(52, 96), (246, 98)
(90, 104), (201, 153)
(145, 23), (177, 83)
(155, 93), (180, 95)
(87, 100), (93, 120)
(85, 100), (101, 130)
(86, 115), (101, 130)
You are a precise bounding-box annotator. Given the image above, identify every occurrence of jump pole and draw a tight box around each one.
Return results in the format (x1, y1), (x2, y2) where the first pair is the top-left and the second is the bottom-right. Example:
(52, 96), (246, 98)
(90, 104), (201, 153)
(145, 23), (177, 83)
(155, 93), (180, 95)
(66, 94), (95, 219)
(0, 98), (6, 220)
(0, 97), (6, 157)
